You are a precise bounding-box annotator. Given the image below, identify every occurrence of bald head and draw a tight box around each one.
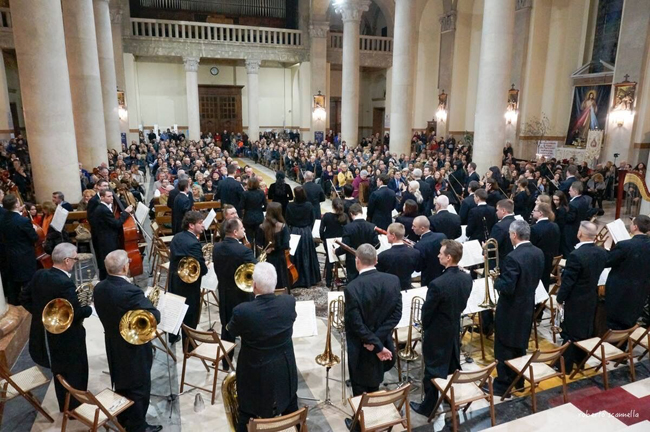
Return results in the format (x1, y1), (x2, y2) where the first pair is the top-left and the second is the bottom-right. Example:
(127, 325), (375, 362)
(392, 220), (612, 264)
(436, 195), (449, 211)
(578, 221), (598, 241)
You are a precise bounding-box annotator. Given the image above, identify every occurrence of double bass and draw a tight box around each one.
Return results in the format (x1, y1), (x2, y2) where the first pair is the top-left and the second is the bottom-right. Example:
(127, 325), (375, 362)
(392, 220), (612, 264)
(111, 183), (144, 277)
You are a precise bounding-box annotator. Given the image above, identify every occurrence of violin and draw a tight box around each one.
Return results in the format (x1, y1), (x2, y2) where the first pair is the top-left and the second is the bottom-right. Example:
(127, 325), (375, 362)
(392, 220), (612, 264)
(374, 227), (415, 247)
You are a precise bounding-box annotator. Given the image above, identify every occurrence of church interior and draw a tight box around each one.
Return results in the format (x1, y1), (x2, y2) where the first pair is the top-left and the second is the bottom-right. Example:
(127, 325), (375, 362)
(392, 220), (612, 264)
(1, 0), (650, 431)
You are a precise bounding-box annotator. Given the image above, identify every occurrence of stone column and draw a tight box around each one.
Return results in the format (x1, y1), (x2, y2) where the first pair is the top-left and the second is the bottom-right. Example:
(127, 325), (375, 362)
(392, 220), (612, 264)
(94, 0), (122, 152)
(437, 9), (457, 140)
(473, 0), (516, 173)
(335, 0), (370, 148)
(110, 4), (130, 139)
(11, 0), (82, 202)
(310, 21), (329, 141)
(0, 53), (14, 140)
(184, 57), (200, 142)
(389, 0), (417, 156)
(62, 0), (108, 169)
(245, 59), (261, 144)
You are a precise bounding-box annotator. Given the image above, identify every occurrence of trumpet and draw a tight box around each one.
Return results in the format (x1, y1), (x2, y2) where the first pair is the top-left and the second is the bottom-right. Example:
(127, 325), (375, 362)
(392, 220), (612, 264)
(315, 300), (341, 368)
(398, 296), (424, 362)
(119, 309), (158, 345)
(76, 282), (94, 307)
(178, 256), (201, 283)
(479, 238), (499, 309)
(234, 242), (271, 293)
(42, 298), (74, 334)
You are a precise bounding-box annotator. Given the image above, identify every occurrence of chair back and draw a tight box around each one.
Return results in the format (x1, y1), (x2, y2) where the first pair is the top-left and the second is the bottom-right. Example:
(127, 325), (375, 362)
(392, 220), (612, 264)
(247, 406), (308, 432)
(604, 325), (639, 346)
(451, 362), (497, 386)
(360, 384), (410, 409)
(56, 375), (99, 407)
(181, 324), (235, 369)
(531, 342), (570, 364)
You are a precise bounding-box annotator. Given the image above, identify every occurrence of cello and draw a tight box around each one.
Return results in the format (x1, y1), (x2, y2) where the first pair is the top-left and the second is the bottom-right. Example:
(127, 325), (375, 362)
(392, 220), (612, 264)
(285, 250), (298, 286)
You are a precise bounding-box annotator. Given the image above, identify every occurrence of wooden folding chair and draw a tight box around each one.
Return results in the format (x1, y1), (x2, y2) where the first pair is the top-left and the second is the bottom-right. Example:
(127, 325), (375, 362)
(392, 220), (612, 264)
(0, 365), (53, 426)
(180, 324), (236, 405)
(56, 375), (133, 432)
(502, 343), (570, 412)
(248, 406), (309, 432)
(570, 325), (638, 390)
(347, 384), (412, 432)
(429, 362), (498, 432)
(628, 326), (650, 361)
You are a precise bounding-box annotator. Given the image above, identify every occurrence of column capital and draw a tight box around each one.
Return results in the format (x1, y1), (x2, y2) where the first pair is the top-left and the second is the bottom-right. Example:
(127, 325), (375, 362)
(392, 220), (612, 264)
(245, 59), (261, 74)
(93, 0), (111, 3)
(335, 0), (371, 23)
(309, 21), (330, 39)
(183, 57), (200, 72)
(516, 0), (533, 10)
(439, 10), (457, 33)
(109, 7), (123, 25)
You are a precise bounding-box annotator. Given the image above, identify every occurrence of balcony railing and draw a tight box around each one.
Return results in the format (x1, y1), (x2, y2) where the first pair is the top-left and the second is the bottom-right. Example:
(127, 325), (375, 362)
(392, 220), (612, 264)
(0, 8), (12, 30)
(130, 18), (302, 46)
(329, 32), (393, 53)
(139, 0), (286, 19)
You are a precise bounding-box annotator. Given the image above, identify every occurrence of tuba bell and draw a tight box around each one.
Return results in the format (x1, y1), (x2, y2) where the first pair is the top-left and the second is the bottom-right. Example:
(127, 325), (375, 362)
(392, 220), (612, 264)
(221, 371), (239, 432)
(315, 300), (341, 368)
(119, 309), (157, 345)
(42, 298), (74, 334)
(178, 256), (201, 283)
(398, 296), (424, 361)
(479, 238), (500, 309)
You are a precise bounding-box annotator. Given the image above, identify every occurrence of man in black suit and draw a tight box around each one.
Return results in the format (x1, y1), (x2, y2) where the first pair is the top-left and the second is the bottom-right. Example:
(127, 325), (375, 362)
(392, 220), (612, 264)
(413, 216), (447, 286)
(344, 244), (401, 406)
(492, 220), (545, 396)
(459, 181), (479, 225)
(556, 221), (608, 372)
(367, 173), (396, 230)
(559, 165), (578, 195)
(167, 172), (193, 211)
(172, 179), (192, 235)
(21, 243), (92, 411)
(466, 189), (497, 243)
(302, 171), (326, 219)
(336, 204), (378, 282)
(0, 194), (39, 304)
(94, 250), (162, 432)
(377, 223), (420, 290)
(562, 181), (591, 257)
(213, 218), (256, 360)
(86, 179), (108, 220)
(413, 168), (433, 216)
(89, 189), (133, 280)
(217, 164), (244, 215)
(429, 195), (462, 240)
(169, 211), (208, 346)
(490, 199), (516, 264)
(227, 262), (298, 432)
(605, 215), (650, 330)
(411, 240), (472, 417)
(530, 203), (561, 291)
(52, 191), (73, 212)
(465, 162), (480, 194)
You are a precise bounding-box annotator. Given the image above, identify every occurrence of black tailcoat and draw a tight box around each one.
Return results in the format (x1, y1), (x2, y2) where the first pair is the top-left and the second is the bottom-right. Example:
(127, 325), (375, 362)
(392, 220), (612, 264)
(466, 204), (497, 243)
(377, 244), (421, 290)
(414, 231), (447, 286)
(336, 219), (378, 281)
(490, 215), (515, 264)
(367, 186), (396, 230)
(530, 219), (561, 290)
(88, 204), (129, 277)
(429, 210), (462, 240)
(213, 238), (256, 328)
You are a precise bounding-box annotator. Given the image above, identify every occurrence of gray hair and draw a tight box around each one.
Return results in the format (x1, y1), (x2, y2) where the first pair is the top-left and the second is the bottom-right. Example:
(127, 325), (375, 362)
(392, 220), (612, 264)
(105, 250), (129, 275)
(412, 168), (422, 179)
(178, 173), (189, 181)
(509, 219), (531, 240)
(356, 243), (377, 266)
(253, 262), (277, 294)
(51, 242), (77, 265)
(579, 221), (598, 239)
(304, 171), (314, 181)
(436, 195), (449, 209)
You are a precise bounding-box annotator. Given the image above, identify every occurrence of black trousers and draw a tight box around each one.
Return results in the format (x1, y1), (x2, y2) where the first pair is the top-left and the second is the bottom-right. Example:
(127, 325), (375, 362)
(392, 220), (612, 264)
(561, 339), (587, 373)
(115, 381), (151, 432)
(419, 372), (440, 416)
(236, 394), (298, 432)
(351, 381), (379, 397)
(52, 355), (89, 412)
(221, 325), (236, 369)
(180, 290), (201, 348)
(5, 279), (26, 306)
(493, 338), (526, 393)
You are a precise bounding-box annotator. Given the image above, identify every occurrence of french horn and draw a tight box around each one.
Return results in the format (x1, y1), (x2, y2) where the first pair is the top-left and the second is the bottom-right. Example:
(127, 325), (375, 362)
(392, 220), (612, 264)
(42, 298), (74, 334)
(76, 282), (94, 307)
(234, 242), (271, 293)
(119, 309), (157, 345)
(178, 256), (201, 283)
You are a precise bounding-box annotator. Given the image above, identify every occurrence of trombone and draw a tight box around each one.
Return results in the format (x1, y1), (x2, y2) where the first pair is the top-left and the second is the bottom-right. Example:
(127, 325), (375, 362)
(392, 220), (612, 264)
(398, 296), (424, 362)
(479, 238), (499, 309)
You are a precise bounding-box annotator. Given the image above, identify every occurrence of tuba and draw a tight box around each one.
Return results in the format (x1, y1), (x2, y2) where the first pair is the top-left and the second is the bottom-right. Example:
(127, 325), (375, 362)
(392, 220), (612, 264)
(42, 298), (74, 334)
(221, 372), (238, 432)
(119, 309), (158, 345)
(178, 256), (201, 283)
(398, 296), (424, 362)
(76, 282), (95, 307)
(480, 238), (500, 309)
(315, 300), (341, 368)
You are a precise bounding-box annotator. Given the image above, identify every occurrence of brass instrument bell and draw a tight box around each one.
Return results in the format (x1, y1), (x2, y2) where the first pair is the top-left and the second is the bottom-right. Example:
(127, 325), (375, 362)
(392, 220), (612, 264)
(479, 238), (499, 309)
(42, 298), (74, 334)
(315, 300), (341, 368)
(234, 263), (255, 293)
(119, 309), (157, 345)
(178, 256), (201, 283)
(221, 372), (239, 432)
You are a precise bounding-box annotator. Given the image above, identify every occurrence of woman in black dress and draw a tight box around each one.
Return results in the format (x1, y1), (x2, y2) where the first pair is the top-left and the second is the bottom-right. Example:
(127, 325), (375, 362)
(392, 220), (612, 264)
(395, 199), (419, 242)
(320, 198), (349, 288)
(268, 171), (293, 215)
(240, 176), (267, 246)
(514, 178), (531, 219)
(256, 202), (291, 291)
(285, 186), (321, 288)
(553, 191), (569, 251)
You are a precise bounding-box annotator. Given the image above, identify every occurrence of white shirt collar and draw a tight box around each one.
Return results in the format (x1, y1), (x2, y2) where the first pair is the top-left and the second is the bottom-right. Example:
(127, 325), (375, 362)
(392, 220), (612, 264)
(575, 241), (593, 249)
(477, 202), (487, 206)
(101, 201), (112, 210)
(570, 195), (581, 201)
(12, 209), (21, 214)
(353, 215), (365, 221)
(53, 266), (71, 278)
(536, 217), (549, 223)
(514, 240), (531, 249)
(359, 267), (375, 275)
(378, 185), (386, 189)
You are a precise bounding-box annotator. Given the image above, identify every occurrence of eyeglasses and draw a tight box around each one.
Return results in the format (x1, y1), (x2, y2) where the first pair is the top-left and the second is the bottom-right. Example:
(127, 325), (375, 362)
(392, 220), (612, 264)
(66, 257), (79, 262)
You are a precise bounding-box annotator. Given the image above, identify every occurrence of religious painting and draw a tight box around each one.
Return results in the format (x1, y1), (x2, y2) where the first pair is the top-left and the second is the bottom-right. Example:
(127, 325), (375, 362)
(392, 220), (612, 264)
(437, 91), (447, 111)
(117, 91), (125, 107)
(612, 81), (636, 111)
(313, 92), (325, 109)
(565, 85), (611, 147)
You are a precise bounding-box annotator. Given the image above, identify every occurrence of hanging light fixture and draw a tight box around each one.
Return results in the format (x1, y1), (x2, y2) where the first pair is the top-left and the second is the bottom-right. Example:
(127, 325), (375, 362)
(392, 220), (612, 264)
(505, 84), (519, 125)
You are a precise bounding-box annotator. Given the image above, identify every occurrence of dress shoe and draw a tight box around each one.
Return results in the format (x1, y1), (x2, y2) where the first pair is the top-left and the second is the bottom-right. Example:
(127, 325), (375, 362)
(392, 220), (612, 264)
(409, 401), (429, 416)
(144, 424), (163, 432)
(344, 418), (355, 431)
(481, 384), (510, 398)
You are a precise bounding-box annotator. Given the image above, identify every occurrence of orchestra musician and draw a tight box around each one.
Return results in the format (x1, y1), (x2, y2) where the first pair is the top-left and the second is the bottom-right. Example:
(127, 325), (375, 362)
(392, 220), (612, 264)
(605, 215), (650, 331)
(226, 263), (298, 432)
(0, 193), (39, 304)
(530, 203), (561, 291)
(556, 221), (607, 372)
(256, 202), (291, 291)
(491, 220), (545, 396)
(88, 189), (133, 280)
(413, 216), (447, 286)
(466, 189), (497, 243)
(429, 195), (462, 240)
(411, 240), (472, 417)
(459, 181), (479, 225)
(335, 203), (378, 282)
(562, 181), (591, 257)
(367, 174), (396, 230)
(213, 217), (257, 368)
(94, 250), (162, 432)
(21, 243), (92, 411)
(171, 179), (192, 235)
(344, 244), (402, 407)
(86, 179), (108, 220)
(302, 171), (326, 220)
(376, 223), (421, 290)
(490, 199), (516, 264)
(168, 211), (208, 346)
(217, 164), (245, 215)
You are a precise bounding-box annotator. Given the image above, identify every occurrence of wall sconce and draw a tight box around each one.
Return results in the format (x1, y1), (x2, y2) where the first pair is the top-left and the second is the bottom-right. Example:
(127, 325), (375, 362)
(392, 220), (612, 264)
(313, 90), (326, 122)
(611, 109), (633, 127)
(436, 90), (448, 123)
(117, 90), (127, 120)
(505, 84), (519, 125)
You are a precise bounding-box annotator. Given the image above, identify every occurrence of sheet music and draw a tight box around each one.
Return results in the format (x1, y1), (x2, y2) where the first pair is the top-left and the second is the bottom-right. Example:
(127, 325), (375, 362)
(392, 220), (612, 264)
(293, 301), (318, 338)
(598, 267), (611, 286)
(312, 219), (321, 239)
(377, 234), (391, 254)
(361, 206), (368, 219)
(514, 215), (525, 221)
(447, 205), (457, 215)
(202, 209), (217, 230)
(201, 262), (218, 291)
(135, 202), (149, 225)
(289, 234), (301, 256)
(458, 240), (484, 268)
(326, 237), (343, 262)
(146, 289), (188, 335)
(396, 287), (428, 328)
(50, 205), (69, 233)
(463, 278), (549, 315)
(457, 225), (468, 243)
(606, 219), (631, 243)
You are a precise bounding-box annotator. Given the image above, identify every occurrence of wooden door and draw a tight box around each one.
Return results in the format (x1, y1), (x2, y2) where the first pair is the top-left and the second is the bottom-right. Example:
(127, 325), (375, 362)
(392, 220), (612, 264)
(329, 97), (341, 135)
(373, 108), (384, 135)
(198, 85), (243, 136)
